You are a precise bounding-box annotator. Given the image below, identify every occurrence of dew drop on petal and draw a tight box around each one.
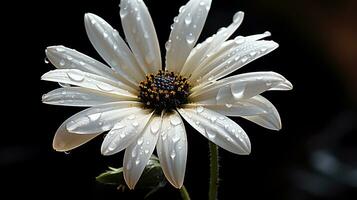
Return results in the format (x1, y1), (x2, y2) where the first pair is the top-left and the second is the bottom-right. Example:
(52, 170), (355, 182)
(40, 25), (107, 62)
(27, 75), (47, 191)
(250, 51), (257, 56)
(186, 33), (195, 44)
(173, 16), (179, 23)
(184, 15), (192, 25)
(172, 134), (181, 143)
(67, 71), (85, 82)
(88, 113), (101, 122)
(170, 150), (176, 159)
(210, 116), (217, 123)
(165, 40), (172, 50)
(179, 5), (186, 13)
(96, 84), (114, 92)
(144, 149), (149, 154)
(196, 106), (204, 113)
(137, 137), (144, 145)
(199, 1), (206, 6)
(261, 47), (268, 52)
(206, 130), (216, 139)
(131, 150), (137, 158)
(241, 56), (248, 63)
(64, 151), (70, 155)
(126, 162), (132, 170)
(170, 115), (182, 126)
(225, 104), (232, 108)
(59, 60), (65, 66)
(44, 57), (49, 64)
(219, 116), (225, 120)
(119, 132), (126, 138)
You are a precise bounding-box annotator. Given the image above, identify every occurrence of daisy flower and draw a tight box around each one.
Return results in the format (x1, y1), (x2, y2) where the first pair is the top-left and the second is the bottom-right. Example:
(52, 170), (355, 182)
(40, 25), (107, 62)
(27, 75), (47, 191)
(42, 0), (292, 189)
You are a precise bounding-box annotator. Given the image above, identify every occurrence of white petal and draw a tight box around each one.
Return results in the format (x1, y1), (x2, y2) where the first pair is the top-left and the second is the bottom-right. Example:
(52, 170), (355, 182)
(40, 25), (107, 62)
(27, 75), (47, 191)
(46, 46), (120, 82)
(41, 69), (138, 98)
(120, 0), (161, 74)
(42, 87), (125, 107)
(240, 96), (282, 130)
(156, 111), (187, 188)
(65, 101), (142, 134)
(189, 31), (272, 82)
(191, 72), (292, 102)
(181, 11), (244, 76)
(193, 40), (279, 86)
(101, 110), (153, 156)
(178, 107), (250, 155)
(166, 0), (212, 73)
(123, 116), (162, 189)
(84, 13), (145, 86)
(53, 114), (101, 152)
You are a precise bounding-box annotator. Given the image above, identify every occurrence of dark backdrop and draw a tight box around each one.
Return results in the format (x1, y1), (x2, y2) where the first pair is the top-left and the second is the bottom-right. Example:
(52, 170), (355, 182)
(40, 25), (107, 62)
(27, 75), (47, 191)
(4, 0), (357, 199)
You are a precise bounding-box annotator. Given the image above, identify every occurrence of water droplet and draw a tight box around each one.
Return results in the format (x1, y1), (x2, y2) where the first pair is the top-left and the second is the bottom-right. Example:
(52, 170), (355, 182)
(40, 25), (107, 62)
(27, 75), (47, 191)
(170, 115), (181, 126)
(195, 121), (200, 126)
(172, 134), (181, 143)
(88, 113), (101, 122)
(233, 11), (243, 23)
(59, 60), (65, 66)
(241, 56), (248, 63)
(137, 138), (143, 145)
(114, 123), (125, 130)
(170, 24), (174, 30)
(66, 56), (73, 61)
(103, 32), (108, 38)
(260, 47), (268, 52)
(219, 116), (225, 120)
(193, 24), (197, 29)
(196, 106), (204, 113)
(90, 19), (96, 24)
(165, 40), (172, 50)
(67, 71), (85, 82)
(131, 150), (137, 158)
(225, 104), (232, 108)
(119, 132), (126, 138)
(132, 121), (139, 127)
(184, 15), (192, 25)
(120, 8), (128, 18)
(144, 149), (149, 154)
(44, 57), (49, 64)
(234, 56), (240, 61)
(250, 51), (257, 56)
(206, 130), (216, 139)
(146, 141), (150, 145)
(170, 150), (176, 159)
(179, 5), (186, 13)
(186, 33), (195, 44)
(266, 82), (272, 87)
(56, 47), (64, 52)
(136, 15), (141, 21)
(234, 36), (245, 44)
(113, 45), (118, 50)
(173, 16), (179, 23)
(150, 121), (160, 134)
(64, 151), (70, 155)
(210, 116), (217, 123)
(199, 1), (206, 6)
(208, 76), (214, 81)
(96, 84), (114, 92)
(79, 61), (85, 66)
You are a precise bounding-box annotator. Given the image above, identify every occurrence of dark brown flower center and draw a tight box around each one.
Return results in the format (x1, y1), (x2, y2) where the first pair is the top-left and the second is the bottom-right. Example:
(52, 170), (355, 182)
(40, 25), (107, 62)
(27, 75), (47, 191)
(138, 70), (191, 112)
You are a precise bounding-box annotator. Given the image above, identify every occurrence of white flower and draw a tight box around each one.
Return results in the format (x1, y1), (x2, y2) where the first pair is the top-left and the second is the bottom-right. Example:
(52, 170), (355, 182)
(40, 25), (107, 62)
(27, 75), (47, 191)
(42, 0), (292, 189)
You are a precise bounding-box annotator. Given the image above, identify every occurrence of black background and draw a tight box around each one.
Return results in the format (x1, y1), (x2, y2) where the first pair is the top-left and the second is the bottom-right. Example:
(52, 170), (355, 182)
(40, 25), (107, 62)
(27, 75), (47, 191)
(4, 0), (357, 199)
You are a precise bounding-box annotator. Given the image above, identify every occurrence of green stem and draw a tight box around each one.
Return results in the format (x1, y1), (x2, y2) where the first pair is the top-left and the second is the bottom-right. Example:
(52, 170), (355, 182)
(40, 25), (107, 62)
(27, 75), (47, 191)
(180, 185), (191, 200)
(209, 142), (219, 200)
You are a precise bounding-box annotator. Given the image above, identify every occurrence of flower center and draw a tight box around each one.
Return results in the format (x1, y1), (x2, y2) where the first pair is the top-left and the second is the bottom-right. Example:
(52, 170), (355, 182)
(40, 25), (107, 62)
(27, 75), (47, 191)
(138, 70), (191, 112)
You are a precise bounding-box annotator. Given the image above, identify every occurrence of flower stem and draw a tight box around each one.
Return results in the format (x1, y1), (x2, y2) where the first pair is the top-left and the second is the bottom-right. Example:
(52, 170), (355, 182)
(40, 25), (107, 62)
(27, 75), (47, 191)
(209, 142), (219, 200)
(180, 185), (191, 200)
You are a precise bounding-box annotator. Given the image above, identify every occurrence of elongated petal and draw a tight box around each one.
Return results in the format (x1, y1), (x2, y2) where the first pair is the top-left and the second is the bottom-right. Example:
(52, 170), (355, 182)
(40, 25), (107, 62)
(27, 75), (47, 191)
(120, 0), (161, 74)
(123, 116), (162, 189)
(178, 107), (250, 154)
(191, 72), (292, 102)
(65, 102), (142, 134)
(156, 111), (187, 188)
(101, 110), (153, 156)
(181, 11), (244, 76)
(189, 31), (272, 82)
(46, 46), (120, 82)
(42, 87), (125, 107)
(166, 0), (212, 73)
(41, 69), (137, 98)
(53, 116), (101, 152)
(84, 13), (144, 86)
(240, 96), (282, 130)
(193, 40), (279, 85)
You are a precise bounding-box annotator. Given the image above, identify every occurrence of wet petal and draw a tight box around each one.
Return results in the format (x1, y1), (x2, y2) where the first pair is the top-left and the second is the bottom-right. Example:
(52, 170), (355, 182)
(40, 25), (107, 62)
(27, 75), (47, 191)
(156, 111), (187, 188)
(178, 106), (250, 155)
